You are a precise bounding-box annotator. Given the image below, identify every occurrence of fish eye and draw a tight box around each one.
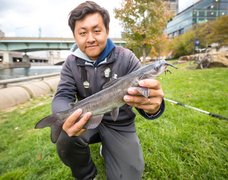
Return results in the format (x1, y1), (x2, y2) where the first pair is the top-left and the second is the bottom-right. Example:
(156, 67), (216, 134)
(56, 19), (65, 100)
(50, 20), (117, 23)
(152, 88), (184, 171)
(154, 66), (159, 71)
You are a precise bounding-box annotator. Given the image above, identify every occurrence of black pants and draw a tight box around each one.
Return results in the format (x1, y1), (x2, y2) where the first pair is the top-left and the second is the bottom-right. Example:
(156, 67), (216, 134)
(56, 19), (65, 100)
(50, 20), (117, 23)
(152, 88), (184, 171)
(56, 123), (144, 180)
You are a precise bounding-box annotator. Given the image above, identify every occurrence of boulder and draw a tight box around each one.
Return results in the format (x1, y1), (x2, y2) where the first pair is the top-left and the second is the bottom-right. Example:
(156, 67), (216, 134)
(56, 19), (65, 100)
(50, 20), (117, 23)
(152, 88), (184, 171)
(209, 52), (228, 67)
(179, 48), (228, 68)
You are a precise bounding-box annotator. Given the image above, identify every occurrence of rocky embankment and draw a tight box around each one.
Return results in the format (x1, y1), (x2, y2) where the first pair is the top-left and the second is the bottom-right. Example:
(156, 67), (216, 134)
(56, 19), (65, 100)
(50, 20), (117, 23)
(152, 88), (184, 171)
(178, 47), (228, 68)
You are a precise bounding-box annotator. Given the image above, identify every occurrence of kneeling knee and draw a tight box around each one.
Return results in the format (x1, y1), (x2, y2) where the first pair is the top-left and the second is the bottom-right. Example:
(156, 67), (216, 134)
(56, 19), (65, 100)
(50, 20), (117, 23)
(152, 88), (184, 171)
(57, 131), (88, 148)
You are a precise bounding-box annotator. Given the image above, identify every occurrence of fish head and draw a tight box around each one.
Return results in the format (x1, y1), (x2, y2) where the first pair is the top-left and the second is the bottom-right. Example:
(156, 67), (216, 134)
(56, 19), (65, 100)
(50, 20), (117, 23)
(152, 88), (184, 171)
(152, 60), (177, 76)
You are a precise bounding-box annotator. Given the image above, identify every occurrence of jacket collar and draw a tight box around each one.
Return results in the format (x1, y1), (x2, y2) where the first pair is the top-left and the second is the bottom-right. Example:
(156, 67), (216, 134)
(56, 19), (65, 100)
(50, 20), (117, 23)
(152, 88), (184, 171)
(71, 38), (116, 67)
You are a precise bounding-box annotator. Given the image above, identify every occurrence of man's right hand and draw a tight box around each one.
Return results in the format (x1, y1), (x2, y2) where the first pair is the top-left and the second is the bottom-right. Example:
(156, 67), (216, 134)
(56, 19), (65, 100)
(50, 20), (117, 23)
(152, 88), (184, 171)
(62, 109), (92, 137)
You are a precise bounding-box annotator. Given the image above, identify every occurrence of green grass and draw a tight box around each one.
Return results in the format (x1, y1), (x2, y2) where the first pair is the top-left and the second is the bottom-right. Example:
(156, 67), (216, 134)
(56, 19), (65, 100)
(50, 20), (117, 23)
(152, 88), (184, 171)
(0, 62), (228, 180)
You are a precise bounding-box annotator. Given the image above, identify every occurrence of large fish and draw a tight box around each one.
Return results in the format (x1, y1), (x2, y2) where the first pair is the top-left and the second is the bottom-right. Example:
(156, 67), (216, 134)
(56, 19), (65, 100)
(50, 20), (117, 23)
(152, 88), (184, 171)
(35, 60), (175, 143)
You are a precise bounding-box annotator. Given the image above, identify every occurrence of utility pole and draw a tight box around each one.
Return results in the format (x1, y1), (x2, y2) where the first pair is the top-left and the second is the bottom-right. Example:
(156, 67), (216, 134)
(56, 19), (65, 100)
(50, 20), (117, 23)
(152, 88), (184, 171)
(38, 27), (42, 38)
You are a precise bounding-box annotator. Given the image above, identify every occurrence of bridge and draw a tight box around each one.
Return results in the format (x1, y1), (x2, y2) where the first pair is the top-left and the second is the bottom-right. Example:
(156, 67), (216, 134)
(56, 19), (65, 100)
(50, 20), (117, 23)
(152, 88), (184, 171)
(0, 37), (126, 68)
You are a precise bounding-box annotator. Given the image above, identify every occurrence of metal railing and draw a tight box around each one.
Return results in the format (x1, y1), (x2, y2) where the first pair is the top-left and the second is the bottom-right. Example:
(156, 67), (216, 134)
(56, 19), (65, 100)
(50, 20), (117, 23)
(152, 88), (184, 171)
(0, 72), (60, 88)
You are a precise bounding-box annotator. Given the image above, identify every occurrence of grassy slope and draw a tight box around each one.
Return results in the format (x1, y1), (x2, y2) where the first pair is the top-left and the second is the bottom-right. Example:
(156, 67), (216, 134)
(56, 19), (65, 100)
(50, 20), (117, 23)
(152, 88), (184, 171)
(0, 63), (227, 179)
(139, 63), (228, 179)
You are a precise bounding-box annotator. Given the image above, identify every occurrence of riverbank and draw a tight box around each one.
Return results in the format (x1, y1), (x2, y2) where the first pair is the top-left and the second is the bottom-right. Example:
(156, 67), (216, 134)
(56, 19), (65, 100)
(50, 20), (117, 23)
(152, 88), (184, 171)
(0, 65), (62, 80)
(0, 63), (227, 179)
(0, 75), (60, 110)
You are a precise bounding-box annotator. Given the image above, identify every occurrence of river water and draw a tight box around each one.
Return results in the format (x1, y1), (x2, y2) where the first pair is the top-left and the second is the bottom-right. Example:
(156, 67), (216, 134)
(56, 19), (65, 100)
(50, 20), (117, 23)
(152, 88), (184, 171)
(0, 66), (62, 80)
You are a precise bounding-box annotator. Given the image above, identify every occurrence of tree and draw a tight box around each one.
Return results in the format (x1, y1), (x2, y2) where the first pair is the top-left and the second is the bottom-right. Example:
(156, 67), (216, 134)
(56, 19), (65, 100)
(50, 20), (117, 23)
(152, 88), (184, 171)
(166, 15), (228, 58)
(114, 0), (172, 62)
(168, 30), (195, 58)
(208, 15), (228, 46)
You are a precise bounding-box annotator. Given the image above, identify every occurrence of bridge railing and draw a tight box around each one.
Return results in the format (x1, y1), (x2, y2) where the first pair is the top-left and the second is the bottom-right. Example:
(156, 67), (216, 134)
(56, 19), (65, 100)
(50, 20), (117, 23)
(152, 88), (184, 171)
(0, 72), (60, 88)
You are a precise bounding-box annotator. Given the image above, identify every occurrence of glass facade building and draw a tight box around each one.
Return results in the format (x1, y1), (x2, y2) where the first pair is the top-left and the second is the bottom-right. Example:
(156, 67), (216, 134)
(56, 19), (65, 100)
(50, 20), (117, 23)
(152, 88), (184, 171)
(165, 0), (228, 38)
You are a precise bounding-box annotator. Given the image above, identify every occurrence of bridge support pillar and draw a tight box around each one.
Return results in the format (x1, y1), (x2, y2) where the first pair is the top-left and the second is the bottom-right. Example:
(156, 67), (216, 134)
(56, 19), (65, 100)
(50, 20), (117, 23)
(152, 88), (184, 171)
(3, 51), (11, 64)
(22, 54), (30, 63)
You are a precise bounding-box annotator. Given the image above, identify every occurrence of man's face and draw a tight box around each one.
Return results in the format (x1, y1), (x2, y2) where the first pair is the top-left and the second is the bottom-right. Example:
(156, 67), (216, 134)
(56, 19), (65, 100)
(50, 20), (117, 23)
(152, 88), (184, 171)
(74, 13), (109, 60)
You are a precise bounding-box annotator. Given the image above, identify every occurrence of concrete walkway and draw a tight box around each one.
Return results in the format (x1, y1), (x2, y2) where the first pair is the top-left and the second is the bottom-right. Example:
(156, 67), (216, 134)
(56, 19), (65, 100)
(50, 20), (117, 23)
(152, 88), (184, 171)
(0, 76), (60, 110)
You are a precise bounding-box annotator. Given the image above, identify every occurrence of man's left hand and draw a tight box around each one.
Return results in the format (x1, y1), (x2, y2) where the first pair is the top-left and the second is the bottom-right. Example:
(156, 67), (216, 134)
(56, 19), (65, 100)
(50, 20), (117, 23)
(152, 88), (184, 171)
(123, 79), (164, 114)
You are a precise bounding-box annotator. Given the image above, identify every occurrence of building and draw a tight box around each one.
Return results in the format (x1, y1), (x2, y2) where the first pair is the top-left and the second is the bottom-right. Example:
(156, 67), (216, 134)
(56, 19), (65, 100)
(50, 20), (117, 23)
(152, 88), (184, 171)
(165, 0), (228, 38)
(0, 30), (5, 38)
(165, 0), (179, 15)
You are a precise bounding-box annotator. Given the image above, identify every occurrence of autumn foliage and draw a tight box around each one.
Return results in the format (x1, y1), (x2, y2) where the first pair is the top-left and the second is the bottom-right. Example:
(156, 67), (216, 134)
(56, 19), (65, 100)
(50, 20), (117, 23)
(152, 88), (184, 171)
(114, 0), (172, 60)
(167, 15), (228, 58)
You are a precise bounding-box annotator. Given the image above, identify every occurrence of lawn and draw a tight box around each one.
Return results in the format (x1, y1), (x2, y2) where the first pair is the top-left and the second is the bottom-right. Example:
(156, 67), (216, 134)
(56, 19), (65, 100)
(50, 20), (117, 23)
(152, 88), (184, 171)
(0, 62), (228, 180)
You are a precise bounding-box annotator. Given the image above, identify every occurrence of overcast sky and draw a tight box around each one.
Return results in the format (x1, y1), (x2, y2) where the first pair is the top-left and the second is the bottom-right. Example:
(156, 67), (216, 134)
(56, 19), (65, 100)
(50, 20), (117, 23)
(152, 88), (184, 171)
(0, 0), (124, 38)
(0, 0), (192, 38)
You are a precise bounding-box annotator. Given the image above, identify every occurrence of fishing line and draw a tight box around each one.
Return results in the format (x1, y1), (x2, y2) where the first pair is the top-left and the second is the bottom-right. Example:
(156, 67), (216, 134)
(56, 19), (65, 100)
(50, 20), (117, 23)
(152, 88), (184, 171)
(164, 98), (228, 121)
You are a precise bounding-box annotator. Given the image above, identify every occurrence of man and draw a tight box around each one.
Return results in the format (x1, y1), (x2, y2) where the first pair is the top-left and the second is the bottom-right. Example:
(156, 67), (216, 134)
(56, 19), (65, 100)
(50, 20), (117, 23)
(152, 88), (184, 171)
(52, 1), (165, 179)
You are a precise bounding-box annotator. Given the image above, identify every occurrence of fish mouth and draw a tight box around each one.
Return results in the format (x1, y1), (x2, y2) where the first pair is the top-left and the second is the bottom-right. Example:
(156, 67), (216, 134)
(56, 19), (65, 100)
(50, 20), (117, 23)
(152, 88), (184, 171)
(165, 62), (178, 69)
(154, 60), (177, 72)
(163, 62), (178, 74)
(153, 60), (177, 74)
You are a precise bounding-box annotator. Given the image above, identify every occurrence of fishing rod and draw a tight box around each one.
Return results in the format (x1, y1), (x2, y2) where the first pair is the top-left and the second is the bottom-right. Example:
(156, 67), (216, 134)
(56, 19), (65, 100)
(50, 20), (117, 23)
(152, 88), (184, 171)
(164, 98), (228, 121)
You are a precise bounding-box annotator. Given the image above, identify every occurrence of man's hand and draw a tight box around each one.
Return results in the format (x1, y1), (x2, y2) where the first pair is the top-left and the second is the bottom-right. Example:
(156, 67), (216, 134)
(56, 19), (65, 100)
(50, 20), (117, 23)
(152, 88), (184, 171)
(62, 109), (92, 137)
(123, 79), (164, 114)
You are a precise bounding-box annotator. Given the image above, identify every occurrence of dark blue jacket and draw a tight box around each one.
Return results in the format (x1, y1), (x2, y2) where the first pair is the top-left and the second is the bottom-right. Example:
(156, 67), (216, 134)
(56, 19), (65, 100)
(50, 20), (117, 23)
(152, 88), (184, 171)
(52, 46), (165, 132)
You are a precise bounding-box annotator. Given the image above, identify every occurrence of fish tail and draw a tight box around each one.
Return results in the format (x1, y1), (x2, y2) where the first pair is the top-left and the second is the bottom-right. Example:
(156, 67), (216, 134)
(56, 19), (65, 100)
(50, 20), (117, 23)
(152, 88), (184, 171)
(35, 114), (57, 129)
(50, 120), (63, 143)
(35, 114), (63, 143)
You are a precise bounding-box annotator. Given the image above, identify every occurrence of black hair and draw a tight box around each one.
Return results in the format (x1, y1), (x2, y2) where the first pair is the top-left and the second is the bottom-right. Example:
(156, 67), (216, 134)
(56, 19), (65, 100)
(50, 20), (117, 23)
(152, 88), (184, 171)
(68, 1), (110, 33)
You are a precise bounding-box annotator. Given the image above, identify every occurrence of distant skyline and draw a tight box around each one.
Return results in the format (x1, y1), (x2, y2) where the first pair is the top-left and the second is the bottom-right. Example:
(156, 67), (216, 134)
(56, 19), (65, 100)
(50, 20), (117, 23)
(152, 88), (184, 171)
(0, 0), (194, 38)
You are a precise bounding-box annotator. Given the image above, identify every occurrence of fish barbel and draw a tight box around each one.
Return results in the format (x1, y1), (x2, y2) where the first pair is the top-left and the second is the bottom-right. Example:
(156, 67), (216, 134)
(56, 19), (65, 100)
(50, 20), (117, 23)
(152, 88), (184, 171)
(35, 60), (175, 143)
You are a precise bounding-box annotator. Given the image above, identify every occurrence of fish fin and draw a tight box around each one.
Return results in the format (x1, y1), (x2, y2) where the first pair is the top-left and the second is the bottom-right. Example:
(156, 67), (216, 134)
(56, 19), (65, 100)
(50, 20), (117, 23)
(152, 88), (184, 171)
(35, 114), (63, 144)
(111, 108), (119, 121)
(84, 115), (104, 129)
(50, 120), (63, 143)
(35, 114), (57, 129)
(135, 87), (150, 98)
(139, 73), (156, 80)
